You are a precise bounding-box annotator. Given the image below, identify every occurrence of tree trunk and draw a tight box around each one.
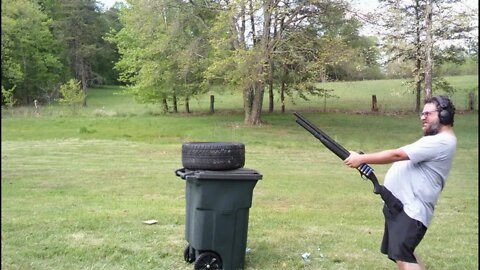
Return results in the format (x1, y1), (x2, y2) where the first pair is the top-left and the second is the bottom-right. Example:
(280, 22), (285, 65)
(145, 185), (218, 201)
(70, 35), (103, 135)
(424, 0), (433, 99)
(244, 0), (272, 125)
(76, 57), (88, 107)
(281, 81), (285, 113)
(73, 38), (88, 108)
(415, 73), (422, 112)
(249, 0), (256, 45)
(268, 59), (274, 113)
(244, 83), (264, 125)
(162, 98), (169, 113)
(173, 93), (178, 113)
(269, 8), (279, 114)
(281, 65), (287, 113)
(243, 86), (255, 124)
(414, 2), (422, 112)
(81, 61), (88, 107)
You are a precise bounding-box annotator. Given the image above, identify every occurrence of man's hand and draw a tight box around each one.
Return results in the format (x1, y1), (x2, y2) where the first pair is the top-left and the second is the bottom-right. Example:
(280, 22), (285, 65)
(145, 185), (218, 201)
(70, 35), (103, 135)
(344, 149), (409, 168)
(344, 151), (363, 168)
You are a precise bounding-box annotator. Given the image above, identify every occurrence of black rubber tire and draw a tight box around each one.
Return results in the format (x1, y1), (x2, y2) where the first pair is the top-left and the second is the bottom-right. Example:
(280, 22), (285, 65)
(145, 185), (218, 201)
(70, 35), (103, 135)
(194, 252), (222, 270)
(182, 142), (245, 171)
(183, 245), (195, 263)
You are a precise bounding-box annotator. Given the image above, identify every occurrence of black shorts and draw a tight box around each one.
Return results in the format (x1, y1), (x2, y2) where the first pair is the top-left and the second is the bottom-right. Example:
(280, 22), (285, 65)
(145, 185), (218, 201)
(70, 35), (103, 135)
(380, 205), (427, 263)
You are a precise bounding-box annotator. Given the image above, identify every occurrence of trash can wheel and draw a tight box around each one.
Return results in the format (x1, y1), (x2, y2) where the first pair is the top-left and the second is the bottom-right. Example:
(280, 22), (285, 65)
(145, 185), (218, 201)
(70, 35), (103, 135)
(194, 252), (222, 270)
(184, 245), (195, 263)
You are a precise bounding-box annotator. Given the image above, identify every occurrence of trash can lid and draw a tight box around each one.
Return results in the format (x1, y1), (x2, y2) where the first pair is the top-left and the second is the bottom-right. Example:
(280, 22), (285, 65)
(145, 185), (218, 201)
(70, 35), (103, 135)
(175, 168), (262, 181)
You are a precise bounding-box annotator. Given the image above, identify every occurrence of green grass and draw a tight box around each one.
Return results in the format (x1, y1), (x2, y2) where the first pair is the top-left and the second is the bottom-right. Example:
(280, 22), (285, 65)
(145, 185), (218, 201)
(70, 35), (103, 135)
(2, 76), (478, 269)
(5, 75), (477, 118)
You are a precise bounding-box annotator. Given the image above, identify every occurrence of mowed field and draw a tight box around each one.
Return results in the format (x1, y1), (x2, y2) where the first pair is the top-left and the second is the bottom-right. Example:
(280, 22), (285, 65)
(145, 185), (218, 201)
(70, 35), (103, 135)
(2, 76), (478, 269)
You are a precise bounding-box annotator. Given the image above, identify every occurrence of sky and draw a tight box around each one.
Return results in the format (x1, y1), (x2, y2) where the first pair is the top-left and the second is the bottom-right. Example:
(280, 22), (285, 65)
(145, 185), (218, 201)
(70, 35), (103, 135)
(97, 0), (478, 36)
(98, 0), (478, 11)
(349, 0), (478, 36)
(350, 0), (478, 13)
(97, 0), (125, 9)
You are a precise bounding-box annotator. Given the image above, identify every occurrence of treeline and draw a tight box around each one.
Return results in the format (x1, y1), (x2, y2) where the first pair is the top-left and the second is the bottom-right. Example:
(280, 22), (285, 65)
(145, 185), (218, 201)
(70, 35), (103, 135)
(2, 0), (122, 106)
(1, 0), (477, 120)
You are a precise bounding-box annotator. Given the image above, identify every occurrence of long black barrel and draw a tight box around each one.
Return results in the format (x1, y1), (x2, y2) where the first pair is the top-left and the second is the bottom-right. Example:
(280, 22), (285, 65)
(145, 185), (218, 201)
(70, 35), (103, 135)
(294, 112), (380, 193)
(293, 112), (404, 213)
(293, 112), (350, 160)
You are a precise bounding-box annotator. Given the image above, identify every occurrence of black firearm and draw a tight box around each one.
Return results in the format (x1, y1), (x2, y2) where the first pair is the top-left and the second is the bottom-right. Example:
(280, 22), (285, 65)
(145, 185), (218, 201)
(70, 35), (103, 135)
(294, 112), (404, 214)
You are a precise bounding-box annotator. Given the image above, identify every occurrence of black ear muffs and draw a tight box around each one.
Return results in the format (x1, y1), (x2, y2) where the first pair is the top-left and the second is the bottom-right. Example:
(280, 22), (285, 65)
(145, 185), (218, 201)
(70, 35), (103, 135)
(433, 96), (452, 125)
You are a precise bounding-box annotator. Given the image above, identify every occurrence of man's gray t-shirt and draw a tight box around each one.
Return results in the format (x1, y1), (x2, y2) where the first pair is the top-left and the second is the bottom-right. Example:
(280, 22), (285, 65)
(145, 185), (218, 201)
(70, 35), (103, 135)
(383, 132), (457, 227)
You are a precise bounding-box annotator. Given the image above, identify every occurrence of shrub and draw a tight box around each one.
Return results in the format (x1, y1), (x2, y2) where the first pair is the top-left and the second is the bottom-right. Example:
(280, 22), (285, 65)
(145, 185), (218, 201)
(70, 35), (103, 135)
(2, 85), (17, 109)
(58, 79), (85, 114)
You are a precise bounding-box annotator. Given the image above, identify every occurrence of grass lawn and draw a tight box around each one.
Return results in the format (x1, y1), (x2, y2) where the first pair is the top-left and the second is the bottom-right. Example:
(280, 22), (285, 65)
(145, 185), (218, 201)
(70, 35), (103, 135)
(2, 76), (478, 269)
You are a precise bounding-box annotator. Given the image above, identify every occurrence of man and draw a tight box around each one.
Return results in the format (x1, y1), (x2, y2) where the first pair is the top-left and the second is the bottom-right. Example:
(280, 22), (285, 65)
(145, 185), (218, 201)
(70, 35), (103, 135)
(344, 96), (457, 270)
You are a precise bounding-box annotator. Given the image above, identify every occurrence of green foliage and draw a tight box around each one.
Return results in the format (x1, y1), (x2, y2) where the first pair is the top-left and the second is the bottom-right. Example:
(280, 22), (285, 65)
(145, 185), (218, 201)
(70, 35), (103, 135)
(398, 75), (459, 99)
(318, 88), (339, 112)
(437, 57), (479, 76)
(1, 85), (17, 109)
(433, 77), (456, 95)
(52, 0), (105, 93)
(1, 0), (123, 105)
(110, 0), (385, 123)
(373, 0), (477, 109)
(1, 0), (62, 104)
(0, 41), (23, 86)
(95, 3), (124, 85)
(2, 75), (475, 118)
(58, 79), (86, 111)
(376, 2), (476, 75)
(319, 31), (382, 81)
(0, 0), (475, 115)
(108, 0), (212, 108)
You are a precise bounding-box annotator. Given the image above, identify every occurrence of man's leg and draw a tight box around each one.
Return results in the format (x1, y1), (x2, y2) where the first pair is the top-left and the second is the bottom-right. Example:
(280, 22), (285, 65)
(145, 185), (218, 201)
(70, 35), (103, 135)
(395, 253), (426, 270)
(381, 207), (428, 268)
(414, 253), (426, 270)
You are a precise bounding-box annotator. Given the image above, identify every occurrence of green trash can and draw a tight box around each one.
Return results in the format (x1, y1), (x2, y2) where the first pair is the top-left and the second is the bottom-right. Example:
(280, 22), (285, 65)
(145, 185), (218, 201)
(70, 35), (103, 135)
(176, 168), (262, 270)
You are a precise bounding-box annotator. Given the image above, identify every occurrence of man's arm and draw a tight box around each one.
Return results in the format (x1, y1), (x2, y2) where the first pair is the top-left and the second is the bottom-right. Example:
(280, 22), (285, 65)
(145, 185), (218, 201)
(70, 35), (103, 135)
(344, 149), (409, 168)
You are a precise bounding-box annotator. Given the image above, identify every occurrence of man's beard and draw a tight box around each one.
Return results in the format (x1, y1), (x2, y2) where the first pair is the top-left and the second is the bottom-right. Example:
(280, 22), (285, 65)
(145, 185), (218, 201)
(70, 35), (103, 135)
(424, 122), (441, 136)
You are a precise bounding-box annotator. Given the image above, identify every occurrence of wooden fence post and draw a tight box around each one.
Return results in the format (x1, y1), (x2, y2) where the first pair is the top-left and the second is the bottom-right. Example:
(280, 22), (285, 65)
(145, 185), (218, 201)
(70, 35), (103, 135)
(210, 95), (215, 113)
(185, 97), (190, 113)
(468, 92), (476, 111)
(371, 95), (379, 112)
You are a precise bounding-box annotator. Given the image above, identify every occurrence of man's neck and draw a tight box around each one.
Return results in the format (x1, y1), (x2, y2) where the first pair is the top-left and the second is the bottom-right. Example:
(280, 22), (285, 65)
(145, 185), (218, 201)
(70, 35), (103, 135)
(439, 125), (454, 135)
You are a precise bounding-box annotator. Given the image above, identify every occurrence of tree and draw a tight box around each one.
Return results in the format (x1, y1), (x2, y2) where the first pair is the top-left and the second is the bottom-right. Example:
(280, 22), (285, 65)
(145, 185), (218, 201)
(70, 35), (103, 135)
(94, 3), (124, 85)
(424, 0), (433, 98)
(265, 3), (379, 113)
(375, 0), (476, 111)
(205, 0), (358, 124)
(51, 0), (107, 107)
(38, 0), (122, 87)
(111, 0), (370, 122)
(108, 0), (212, 113)
(1, 0), (62, 105)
